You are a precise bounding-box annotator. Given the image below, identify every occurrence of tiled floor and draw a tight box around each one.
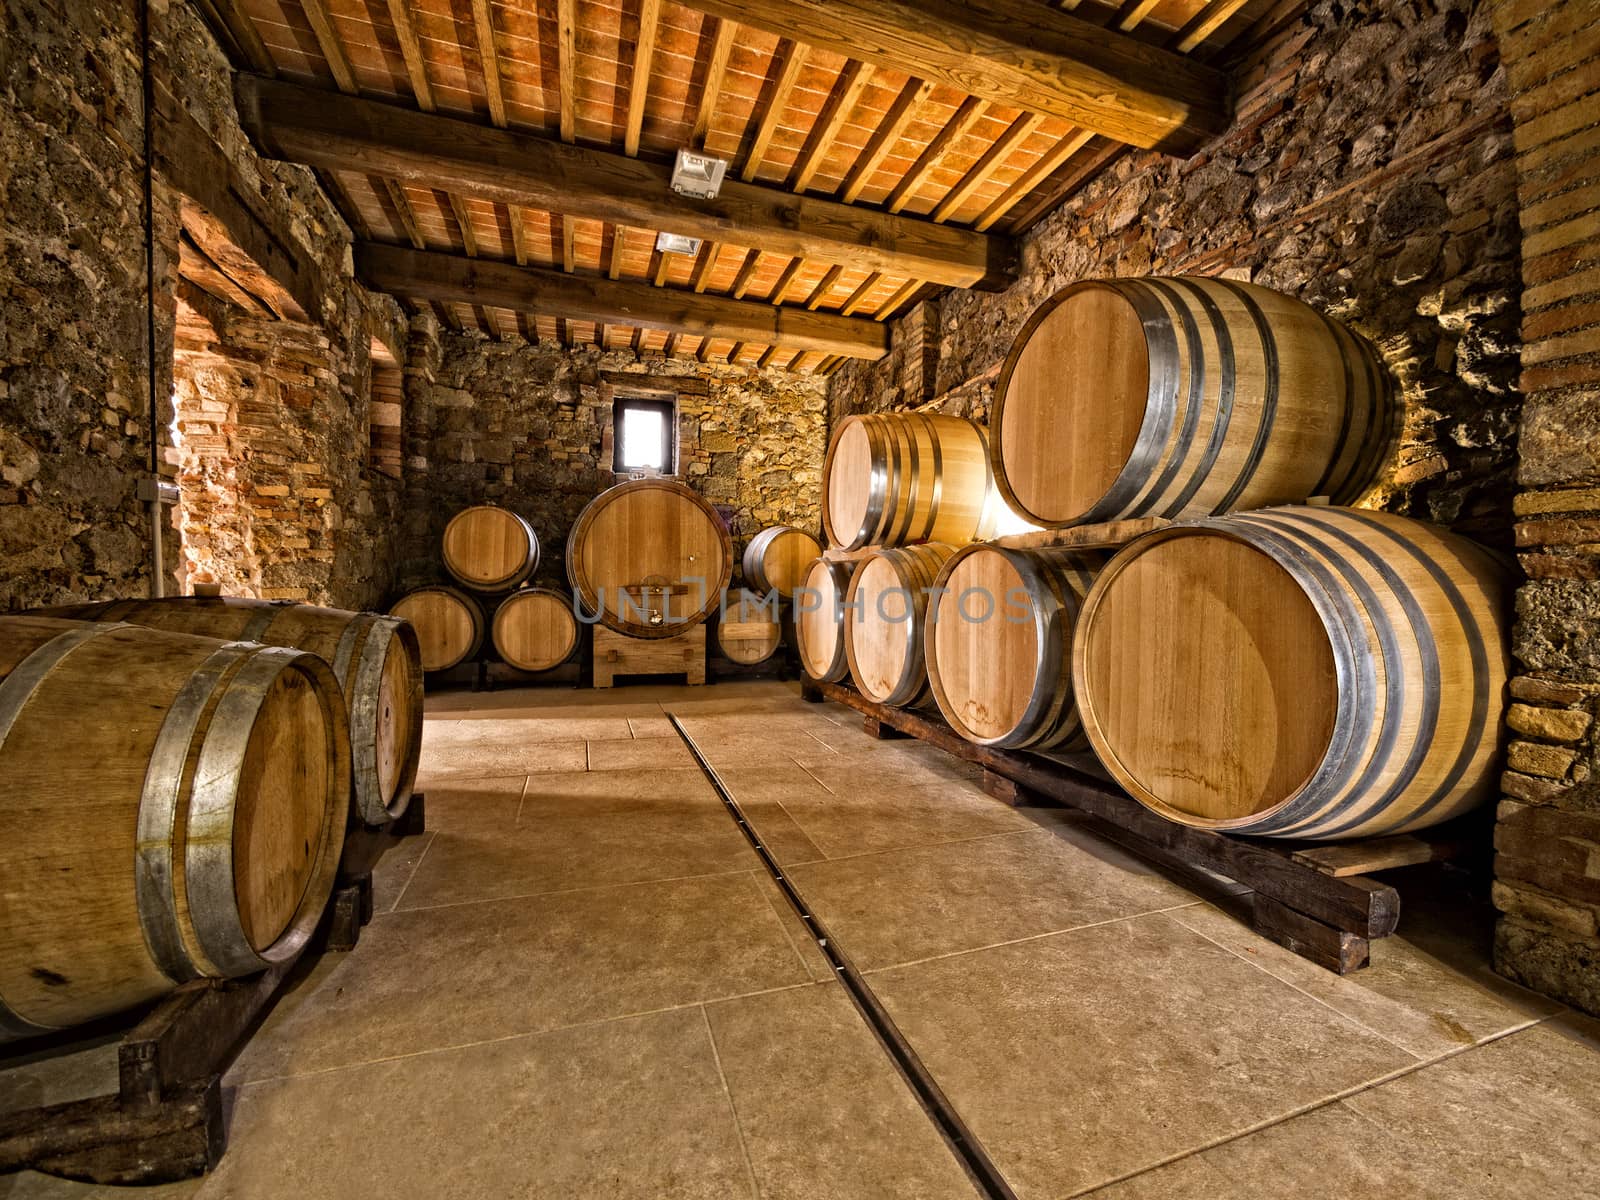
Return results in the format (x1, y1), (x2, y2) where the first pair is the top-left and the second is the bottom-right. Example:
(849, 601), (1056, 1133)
(4, 679), (1598, 1199)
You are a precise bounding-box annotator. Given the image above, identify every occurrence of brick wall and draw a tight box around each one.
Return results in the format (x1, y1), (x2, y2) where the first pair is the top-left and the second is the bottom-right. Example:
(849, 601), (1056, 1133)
(1487, 0), (1600, 1014)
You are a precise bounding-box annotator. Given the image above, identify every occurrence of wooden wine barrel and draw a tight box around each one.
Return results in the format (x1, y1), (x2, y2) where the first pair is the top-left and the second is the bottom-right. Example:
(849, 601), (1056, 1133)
(991, 277), (1394, 528)
(845, 544), (957, 708)
(822, 413), (1003, 550)
(442, 505), (539, 592)
(492, 588), (580, 672)
(716, 590), (784, 665)
(0, 617), (348, 1041)
(390, 586), (484, 673)
(38, 597), (422, 826)
(743, 526), (824, 598)
(1073, 507), (1509, 840)
(925, 544), (1101, 751)
(795, 558), (852, 683)
(566, 479), (732, 639)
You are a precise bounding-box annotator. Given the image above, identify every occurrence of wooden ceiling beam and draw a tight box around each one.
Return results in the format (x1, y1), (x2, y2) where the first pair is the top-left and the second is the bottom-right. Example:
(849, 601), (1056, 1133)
(354, 244), (890, 359)
(677, 0), (1228, 152)
(299, 0), (358, 94)
(787, 61), (873, 193)
(931, 111), (1044, 223)
(689, 17), (737, 149)
(624, 0), (662, 155)
(384, 0), (434, 111)
(191, 0), (276, 74)
(557, 0), (578, 142)
(885, 95), (987, 214)
(238, 76), (1017, 290)
(839, 77), (934, 204)
(973, 128), (1093, 231)
(470, 0), (508, 127)
(740, 39), (810, 181)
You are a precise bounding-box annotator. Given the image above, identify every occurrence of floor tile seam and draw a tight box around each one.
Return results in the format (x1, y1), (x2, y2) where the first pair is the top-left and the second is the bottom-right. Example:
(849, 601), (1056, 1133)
(232, 980), (831, 1092)
(382, 863), (766, 915)
(739, 870), (829, 982)
(385, 828), (439, 913)
(855, 902), (1210, 976)
(699, 1005), (765, 1199)
(1060, 1018), (1550, 1198)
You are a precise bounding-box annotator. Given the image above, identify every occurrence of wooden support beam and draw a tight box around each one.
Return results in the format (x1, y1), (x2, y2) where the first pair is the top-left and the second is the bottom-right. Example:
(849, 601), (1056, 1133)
(608, 225), (628, 279)
(932, 111), (1044, 222)
(300, 0), (358, 93)
(840, 78), (934, 204)
(624, 0), (662, 155)
(740, 39), (810, 181)
(509, 207), (531, 265)
(1172, 0), (1252, 53)
(557, 0), (577, 141)
(678, 0), (1229, 152)
(689, 17), (737, 148)
(973, 128), (1093, 231)
(788, 61), (873, 193)
(561, 215), (577, 273)
(238, 76), (1016, 289)
(356, 244), (891, 359)
(470, 0), (508, 127)
(690, 241), (719, 292)
(840, 271), (882, 314)
(729, 249), (762, 298)
(385, 0), (434, 110)
(767, 258), (803, 305)
(1004, 135), (1126, 233)
(885, 96), (987, 214)
(804, 264), (843, 309)
(381, 178), (427, 249)
(446, 192), (479, 256)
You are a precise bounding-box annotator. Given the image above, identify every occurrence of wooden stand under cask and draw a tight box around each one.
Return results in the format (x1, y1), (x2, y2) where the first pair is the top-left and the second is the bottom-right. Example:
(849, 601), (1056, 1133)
(491, 587), (581, 673)
(390, 586), (485, 674)
(1072, 507), (1510, 840)
(844, 543), (957, 708)
(38, 596), (423, 826)
(566, 479), (732, 639)
(593, 625), (706, 688)
(991, 277), (1395, 528)
(743, 526), (823, 598)
(795, 558), (853, 684)
(441, 505), (540, 593)
(0, 617), (349, 1042)
(822, 414), (1003, 550)
(925, 544), (1101, 751)
(714, 589), (785, 666)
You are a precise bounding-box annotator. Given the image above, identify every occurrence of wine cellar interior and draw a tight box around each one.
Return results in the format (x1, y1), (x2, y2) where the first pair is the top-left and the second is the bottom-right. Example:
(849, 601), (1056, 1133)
(3, 0), (1600, 1194)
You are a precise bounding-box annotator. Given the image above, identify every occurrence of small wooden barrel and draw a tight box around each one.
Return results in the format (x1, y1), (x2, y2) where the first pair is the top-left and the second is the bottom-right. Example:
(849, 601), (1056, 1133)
(492, 588), (580, 672)
(991, 277), (1394, 528)
(845, 543), (957, 708)
(823, 413), (1002, 550)
(743, 526), (824, 598)
(566, 479), (732, 639)
(390, 586), (485, 673)
(925, 544), (1101, 751)
(1073, 507), (1509, 840)
(442, 505), (540, 592)
(0, 617), (348, 1041)
(716, 589), (784, 665)
(795, 558), (852, 683)
(38, 597), (422, 825)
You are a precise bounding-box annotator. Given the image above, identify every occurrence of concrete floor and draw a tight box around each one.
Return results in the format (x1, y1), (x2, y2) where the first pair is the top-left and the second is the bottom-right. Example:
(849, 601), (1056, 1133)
(5, 679), (1600, 1199)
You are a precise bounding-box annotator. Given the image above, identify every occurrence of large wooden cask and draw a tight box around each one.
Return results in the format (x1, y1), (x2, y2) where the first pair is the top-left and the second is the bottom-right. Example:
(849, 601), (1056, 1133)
(795, 558), (852, 683)
(925, 544), (1101, 751)
(39, 597), (422, 826)
(491, 587), (580, 672)
(1072, 507), (1509, 840)
(442, 505), (540, 592)
(715, 589), (784, 665)
(845, 544), (957, 708)
(390, 586), (485, 673)
(991, 278), (1394, 528)
(0, 617), (348, 1041)
(743, 526), (824, 598)
(565, 479), (732, 639)
(823, 413), (1002, 550)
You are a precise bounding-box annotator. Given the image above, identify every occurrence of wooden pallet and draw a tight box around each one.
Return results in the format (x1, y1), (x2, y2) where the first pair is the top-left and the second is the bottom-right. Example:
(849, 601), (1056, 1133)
(593, 624), (706, 687)
(0, 797), (427, 1185)
(805, 681), (1483, 974)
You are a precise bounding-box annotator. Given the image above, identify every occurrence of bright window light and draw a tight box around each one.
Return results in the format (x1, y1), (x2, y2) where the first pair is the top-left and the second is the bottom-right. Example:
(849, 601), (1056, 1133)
(613, 396), (675, 474)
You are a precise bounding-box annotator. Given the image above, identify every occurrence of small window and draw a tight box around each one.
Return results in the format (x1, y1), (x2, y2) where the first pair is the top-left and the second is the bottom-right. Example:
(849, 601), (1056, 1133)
(613, 395), (676, 475)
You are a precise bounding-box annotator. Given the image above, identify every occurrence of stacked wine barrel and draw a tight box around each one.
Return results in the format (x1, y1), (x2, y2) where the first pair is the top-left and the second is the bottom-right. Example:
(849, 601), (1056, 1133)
(0, 614), (351, 1040)
(708, 525), (822, 669)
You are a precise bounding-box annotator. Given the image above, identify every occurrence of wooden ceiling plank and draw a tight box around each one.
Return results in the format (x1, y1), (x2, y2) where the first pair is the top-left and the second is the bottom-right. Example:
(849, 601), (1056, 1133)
(609, 225), (629, 279)
(787, 61), (874, 193)
(768, 258), (803, 305)
(355, 244), (889, 358)
(562, 215), (577, 273)
(674, 0), (1228, 151)
(690, 240), (720, 292)
(840, 270), (882, 315)
(885, 95), (987, 214)
(931, 111), (1044, 223)
(299, 0), (358, 94)
(689, 17), (738, 149)
(237, 76), (1016, 289)
(730, 249), (763, 298)
(446, 191), (479, 256)
(1115, 0), (1162, 31)
(558, 0), (578, 142)
(803, 263), (844, 310)
(757, 345), (781, 368)
(652, 246), (673, 286)
(625, 0), (663, 155)
(973, 128), (1093, 231)
(380, 177), (427, 249)
(874, 276), (923, 321)
(384, 0), (435, 110)
(1172, 0), (1253, 53)
(1003, 134), (1125, 233)
(740, 39), (811, 182)
(839, 77), (935, 204)
(469, 0), (508, 128)
(509, 207), (531, 266)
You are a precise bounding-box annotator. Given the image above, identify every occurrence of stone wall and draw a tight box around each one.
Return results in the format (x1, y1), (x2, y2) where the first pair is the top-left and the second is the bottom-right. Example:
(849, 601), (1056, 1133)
(1486, 0), (1600, 1015)
(830, 0), (1521, 543)
(397, 332), (829, 594)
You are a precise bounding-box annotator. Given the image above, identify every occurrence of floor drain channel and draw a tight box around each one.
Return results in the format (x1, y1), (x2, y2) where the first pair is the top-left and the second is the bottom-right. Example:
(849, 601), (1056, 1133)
(668, 713), (1019, 1200)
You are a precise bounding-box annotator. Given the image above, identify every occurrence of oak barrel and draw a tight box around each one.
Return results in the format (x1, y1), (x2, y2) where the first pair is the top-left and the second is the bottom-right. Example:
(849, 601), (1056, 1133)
(743, 526), (824, 598)
(565, 479), (732, 639)
(390, 586), (485, 673)
(1072, 507), (1510, 840)
(845, 544), (958, 708)
(491, 587), (580, 672)
(715, 589), (784, 665)
(822, 413), (1002, 550)
(991, 277), (1394, 528)
(39, 597), (422, 825)
(925, 544), (1101, 751)
(795, 558), (852, 684)
(0, 617), (348, 1041)
(442, 505), (540, 592)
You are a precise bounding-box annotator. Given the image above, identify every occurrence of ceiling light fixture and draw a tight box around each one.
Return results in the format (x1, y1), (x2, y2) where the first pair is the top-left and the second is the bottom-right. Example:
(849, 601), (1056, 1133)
(670, 148), (728, 200)
(655, 230), (703, 256)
